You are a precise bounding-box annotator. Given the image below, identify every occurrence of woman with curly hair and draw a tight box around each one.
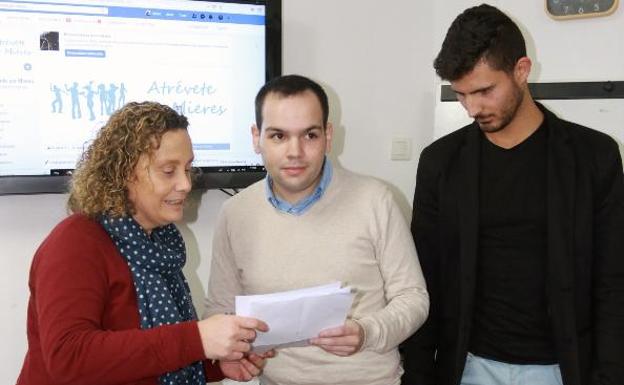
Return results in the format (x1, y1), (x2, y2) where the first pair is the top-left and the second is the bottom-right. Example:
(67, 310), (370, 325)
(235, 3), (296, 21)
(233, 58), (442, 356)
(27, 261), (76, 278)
(17, 101), (270, 385)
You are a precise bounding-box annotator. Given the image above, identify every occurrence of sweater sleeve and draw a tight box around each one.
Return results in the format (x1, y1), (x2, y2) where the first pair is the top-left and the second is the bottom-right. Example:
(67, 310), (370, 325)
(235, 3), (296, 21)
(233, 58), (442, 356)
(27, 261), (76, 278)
(32, 222), (210, 385)
(204, 360), (225, 382)
(355, 187), (430, 353)
(203, 207), (244, 318)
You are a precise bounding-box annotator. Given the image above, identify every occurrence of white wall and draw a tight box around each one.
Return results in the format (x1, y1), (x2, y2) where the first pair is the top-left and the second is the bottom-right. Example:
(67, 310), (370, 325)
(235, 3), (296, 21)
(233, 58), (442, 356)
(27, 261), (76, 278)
(282, 0), (436, 215)
(1, 1), (435, 383)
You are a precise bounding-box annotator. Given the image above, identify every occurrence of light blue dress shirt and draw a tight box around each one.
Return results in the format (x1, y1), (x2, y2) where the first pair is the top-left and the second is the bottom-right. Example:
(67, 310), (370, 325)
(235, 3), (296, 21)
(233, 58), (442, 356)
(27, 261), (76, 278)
(265, 157), (333, 215)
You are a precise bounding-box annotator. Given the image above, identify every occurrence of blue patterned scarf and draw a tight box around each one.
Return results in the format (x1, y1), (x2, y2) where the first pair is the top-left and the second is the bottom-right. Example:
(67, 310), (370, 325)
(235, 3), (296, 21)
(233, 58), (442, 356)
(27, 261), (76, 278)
(100, 215), (204, 385)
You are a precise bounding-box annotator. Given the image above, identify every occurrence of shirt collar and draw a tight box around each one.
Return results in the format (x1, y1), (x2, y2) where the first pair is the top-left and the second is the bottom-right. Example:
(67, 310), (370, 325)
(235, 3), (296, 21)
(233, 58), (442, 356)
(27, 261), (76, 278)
(265, 157), (333, 215)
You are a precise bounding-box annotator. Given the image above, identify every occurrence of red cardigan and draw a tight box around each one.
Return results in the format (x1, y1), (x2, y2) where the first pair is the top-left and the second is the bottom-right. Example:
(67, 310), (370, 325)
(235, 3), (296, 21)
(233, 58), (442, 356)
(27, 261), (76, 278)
(16, 214), (224, 385)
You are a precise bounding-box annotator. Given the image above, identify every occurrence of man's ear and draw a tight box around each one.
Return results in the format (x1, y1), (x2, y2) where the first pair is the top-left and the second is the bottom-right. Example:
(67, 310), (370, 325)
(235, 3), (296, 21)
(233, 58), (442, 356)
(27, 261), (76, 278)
(251, 124), (261, 154)
(325, 122), (334, 154)
(514, 56), (532, 85)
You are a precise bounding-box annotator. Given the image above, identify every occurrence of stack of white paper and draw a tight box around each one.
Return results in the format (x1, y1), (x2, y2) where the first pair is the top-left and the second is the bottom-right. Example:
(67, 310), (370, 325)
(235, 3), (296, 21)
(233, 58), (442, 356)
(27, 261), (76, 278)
(235, 282), (354, 351)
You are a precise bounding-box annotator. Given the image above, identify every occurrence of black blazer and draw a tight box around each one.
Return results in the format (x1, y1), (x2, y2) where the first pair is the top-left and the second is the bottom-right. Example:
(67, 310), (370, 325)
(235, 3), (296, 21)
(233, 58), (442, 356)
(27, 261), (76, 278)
(401, 104), (624, 385)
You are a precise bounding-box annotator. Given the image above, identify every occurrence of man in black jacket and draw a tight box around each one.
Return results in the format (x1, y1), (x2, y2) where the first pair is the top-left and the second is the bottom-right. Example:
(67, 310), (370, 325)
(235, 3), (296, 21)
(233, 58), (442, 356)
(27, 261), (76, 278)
(401, 4), (624, 385)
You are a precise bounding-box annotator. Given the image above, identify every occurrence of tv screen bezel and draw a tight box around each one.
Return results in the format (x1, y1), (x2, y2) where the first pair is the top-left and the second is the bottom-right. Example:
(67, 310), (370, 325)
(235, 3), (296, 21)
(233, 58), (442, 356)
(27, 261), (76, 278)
(0, 0), (281, 195)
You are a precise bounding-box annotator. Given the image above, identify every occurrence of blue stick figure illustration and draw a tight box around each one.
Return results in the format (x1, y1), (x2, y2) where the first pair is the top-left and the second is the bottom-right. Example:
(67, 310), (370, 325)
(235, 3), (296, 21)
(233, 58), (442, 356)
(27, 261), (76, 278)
(106, 83), (118, 114)
(65, 82), (82, 119)
(118, 82), (127, 109)
(83, 81), (96, 121)
(50, 84), (63, 113)
(97, 83), (107, 116)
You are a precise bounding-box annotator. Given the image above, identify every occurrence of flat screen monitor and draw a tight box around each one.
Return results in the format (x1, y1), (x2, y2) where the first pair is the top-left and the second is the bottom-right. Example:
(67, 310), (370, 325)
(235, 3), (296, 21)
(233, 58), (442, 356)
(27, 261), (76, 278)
(0, 0), (280, 194)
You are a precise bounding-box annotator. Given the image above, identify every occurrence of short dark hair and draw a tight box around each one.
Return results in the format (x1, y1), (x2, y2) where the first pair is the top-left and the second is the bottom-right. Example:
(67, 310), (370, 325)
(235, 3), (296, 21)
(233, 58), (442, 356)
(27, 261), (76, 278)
(434, 4), (527, 81)
(254, 74), (329, 130)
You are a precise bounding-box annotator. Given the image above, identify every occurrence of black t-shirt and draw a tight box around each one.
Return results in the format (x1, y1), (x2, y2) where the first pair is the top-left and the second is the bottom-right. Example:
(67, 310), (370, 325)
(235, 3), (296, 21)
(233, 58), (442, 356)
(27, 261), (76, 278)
(469, 123), (556, 364)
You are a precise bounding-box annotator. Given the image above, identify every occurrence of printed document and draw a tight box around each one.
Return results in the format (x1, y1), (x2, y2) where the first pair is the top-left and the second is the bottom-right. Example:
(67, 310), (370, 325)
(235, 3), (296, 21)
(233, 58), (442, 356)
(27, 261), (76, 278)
(235, 282), (354, 351)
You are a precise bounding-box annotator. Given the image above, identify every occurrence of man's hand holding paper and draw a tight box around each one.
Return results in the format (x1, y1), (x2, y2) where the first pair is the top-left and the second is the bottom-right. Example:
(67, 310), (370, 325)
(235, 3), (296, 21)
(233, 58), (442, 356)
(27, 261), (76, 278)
(235, 282), (354, 352)
(309, 319), (364, 356)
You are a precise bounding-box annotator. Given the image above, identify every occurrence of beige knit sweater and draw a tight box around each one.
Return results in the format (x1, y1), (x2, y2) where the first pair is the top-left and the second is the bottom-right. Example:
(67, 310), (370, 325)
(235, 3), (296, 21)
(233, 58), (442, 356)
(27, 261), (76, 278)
(204, 167), (429, 385)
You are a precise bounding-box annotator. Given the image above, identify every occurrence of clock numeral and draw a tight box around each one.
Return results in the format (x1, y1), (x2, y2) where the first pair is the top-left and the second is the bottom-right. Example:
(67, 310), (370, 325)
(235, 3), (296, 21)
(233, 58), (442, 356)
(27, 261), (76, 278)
(547, 0), (617, 17)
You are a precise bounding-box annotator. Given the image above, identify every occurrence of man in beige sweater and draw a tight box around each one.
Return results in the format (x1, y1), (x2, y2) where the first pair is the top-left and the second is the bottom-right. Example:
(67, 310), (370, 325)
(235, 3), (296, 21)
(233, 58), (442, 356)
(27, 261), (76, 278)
(204, 74), (429, 385)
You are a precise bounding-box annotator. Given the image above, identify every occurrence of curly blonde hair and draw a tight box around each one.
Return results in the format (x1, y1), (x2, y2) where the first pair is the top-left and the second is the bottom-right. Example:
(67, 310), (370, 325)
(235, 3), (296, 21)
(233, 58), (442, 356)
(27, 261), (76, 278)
(68, 101), (189, 218)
